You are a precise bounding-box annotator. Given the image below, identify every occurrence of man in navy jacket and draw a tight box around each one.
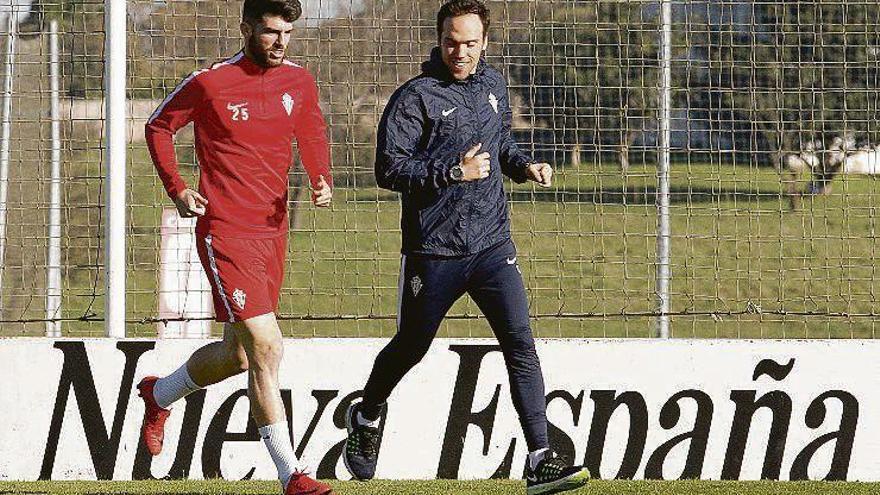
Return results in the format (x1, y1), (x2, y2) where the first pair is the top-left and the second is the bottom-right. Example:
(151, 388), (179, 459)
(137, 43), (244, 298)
(344, 1), (590, 493)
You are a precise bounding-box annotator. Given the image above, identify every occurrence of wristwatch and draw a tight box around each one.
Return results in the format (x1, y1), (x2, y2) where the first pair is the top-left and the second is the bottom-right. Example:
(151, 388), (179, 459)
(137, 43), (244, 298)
(449, 164), (464, 182)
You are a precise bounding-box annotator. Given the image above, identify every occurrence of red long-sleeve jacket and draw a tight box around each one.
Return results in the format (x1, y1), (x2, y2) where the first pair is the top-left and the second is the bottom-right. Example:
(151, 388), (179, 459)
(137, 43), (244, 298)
(145, 51), (331, 238)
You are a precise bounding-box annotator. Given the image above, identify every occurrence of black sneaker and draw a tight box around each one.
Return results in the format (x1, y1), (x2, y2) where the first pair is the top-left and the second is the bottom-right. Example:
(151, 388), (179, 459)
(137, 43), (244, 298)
(525, 451), (590, 495)
(343, 400), (383, 480)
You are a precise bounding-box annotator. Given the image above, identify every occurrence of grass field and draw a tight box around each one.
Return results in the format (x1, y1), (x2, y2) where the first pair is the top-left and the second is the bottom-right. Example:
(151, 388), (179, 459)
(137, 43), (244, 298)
(5, 142), (880, 340)
(3, 480), (880, 495)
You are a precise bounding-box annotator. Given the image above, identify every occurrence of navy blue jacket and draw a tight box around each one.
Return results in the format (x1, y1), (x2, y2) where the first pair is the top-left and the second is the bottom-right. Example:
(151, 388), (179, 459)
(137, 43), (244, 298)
(375, 48), (533, 256)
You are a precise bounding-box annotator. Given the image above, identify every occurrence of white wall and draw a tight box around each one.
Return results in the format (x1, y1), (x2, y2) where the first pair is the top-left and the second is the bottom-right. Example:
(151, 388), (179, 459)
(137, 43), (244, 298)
(1, 338), (876, 481)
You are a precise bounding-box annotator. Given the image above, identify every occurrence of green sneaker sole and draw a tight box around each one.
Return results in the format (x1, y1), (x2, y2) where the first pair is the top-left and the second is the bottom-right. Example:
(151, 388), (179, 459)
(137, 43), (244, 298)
(526, 468), (591, 495)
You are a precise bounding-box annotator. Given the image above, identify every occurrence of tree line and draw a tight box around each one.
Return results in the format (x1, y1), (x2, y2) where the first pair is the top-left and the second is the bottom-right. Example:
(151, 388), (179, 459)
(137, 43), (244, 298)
(30, 0), (880, 172)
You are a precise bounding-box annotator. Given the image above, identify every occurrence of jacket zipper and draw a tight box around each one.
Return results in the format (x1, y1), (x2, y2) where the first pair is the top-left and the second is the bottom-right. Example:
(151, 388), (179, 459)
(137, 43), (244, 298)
(460, 84), (479, 247)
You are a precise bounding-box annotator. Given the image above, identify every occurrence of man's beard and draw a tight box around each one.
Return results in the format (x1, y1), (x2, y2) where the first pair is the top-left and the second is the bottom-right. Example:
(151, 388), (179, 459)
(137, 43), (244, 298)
(247, 36), (280, 68)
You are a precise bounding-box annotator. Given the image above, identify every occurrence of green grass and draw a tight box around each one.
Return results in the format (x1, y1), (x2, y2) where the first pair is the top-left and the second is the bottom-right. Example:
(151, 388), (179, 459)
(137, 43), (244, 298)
(6, 146), (880, 340)
(2, 480), (880, 494)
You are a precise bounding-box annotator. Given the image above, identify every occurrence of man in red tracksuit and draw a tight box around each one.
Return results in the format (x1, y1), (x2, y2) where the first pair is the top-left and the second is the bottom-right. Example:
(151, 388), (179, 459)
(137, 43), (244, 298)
(139, 1), (333, 493)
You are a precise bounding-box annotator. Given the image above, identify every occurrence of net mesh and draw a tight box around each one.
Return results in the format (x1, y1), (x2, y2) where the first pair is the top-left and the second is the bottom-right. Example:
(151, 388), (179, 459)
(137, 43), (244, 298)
(1, 0), (879, 338)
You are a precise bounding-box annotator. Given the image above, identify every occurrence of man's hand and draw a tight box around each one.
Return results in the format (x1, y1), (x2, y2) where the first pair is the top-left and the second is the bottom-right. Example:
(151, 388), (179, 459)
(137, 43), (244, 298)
(174, 189), (208, 218)
(526, 162), (553, 188)
(460, 143), (491, 181)
(312, 175), (332, 207)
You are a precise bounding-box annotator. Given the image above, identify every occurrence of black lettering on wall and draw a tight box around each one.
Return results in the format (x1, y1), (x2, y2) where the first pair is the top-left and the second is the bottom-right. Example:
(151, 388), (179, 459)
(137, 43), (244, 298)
(132, 390), (207, 480)
(723, 358), (797, 480)
(438, 345), (503, 479)
(295, 390), (338, 460)
(584, 390), (648, 479)
(489, 441), (517, 480)
(201, 389), (259, 480)
(40, 341), (154, 480)
(316, 391), (360, 479)
(644, 390), (713, 480)
(790, 390), (859, 481)
(490, 390), (585, 480)
(723, 390), (792, 480)
(753, 358), (795, 381)
(546, 390), (585, 463)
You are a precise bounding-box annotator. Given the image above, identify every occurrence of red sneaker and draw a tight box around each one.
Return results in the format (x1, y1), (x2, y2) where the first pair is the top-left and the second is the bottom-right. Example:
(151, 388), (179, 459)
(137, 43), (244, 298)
(136, 376), (171, 456)
(285, 471), (333, 495)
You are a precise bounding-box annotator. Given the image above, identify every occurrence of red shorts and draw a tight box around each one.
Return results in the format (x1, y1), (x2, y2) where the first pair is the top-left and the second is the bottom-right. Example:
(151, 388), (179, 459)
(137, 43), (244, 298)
(195, 233), (287, 323)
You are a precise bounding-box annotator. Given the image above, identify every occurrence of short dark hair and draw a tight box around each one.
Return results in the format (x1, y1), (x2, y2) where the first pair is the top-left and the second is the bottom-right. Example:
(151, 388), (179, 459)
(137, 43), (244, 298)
(436, 0), (490, 40)
(242, 0), (302, 24)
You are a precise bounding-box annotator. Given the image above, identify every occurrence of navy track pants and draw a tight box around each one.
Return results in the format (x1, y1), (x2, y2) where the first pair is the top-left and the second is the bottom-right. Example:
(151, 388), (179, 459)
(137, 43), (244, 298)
(361, 239), (549, 451)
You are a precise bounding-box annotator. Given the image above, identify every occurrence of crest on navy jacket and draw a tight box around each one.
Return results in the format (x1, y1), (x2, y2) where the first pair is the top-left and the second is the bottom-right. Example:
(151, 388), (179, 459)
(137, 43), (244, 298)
(488, 92), (498, 113)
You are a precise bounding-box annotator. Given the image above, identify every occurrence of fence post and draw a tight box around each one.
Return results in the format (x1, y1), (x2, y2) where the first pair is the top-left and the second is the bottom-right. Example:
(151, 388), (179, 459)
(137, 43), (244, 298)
(655, 0), (673, 338)
(46, 19), (61, 337)
(104, 0), (126, 338)
(0, 7), (16, 308)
